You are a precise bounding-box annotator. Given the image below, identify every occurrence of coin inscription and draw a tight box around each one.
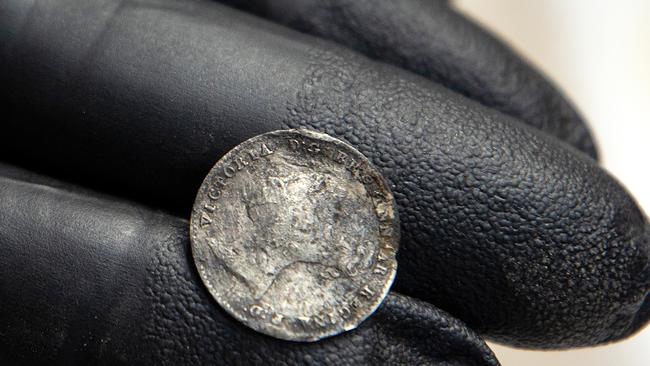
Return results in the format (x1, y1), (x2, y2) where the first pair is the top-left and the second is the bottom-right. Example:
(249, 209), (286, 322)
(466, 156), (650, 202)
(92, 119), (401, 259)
(190, 129), (399, 341)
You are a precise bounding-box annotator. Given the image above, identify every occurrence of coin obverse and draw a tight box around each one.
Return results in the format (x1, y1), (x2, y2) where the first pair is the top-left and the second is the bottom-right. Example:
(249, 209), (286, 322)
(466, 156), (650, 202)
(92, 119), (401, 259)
(190, 129), (399, 342)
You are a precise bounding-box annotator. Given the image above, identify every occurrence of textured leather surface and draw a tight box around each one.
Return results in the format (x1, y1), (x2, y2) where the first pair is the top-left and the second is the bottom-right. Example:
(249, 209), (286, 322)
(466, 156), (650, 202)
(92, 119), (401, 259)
(0, 164), (499, 366)
(0, 0), (648, 356)
(219, 0), (598, 159)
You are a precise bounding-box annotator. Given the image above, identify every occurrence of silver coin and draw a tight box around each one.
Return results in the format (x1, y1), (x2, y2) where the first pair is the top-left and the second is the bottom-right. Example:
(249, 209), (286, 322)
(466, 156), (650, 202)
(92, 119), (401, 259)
(190, 129), (399, 342)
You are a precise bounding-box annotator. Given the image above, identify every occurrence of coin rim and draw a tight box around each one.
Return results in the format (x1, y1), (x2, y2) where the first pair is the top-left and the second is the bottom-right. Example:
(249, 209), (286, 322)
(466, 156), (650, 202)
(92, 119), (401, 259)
(189, 129), (400, 342)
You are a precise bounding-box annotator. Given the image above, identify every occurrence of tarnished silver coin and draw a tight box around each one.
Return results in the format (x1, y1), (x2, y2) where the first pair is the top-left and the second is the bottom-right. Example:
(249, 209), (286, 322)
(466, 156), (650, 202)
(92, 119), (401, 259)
(190, 129), (399, 342)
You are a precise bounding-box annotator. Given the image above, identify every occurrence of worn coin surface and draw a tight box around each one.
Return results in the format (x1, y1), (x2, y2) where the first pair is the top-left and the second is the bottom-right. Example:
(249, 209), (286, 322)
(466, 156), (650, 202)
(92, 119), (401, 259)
(190, 129), (399, 342)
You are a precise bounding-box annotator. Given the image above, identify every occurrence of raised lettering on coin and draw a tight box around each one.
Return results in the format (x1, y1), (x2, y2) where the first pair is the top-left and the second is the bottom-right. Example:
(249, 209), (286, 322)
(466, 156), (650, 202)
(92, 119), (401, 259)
(190, 129), (399, 342)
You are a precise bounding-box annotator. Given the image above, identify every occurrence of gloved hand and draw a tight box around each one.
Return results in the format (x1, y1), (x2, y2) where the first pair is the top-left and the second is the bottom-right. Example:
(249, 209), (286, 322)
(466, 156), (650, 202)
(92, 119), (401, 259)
(0, 0), (647, 365)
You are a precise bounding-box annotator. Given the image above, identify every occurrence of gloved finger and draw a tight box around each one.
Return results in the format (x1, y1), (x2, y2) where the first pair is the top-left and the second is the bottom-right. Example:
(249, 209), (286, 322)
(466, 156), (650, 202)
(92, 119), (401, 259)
(0, 163), (500, 366)
(1, 0), (648, 349)
(218, 0), (598, 159)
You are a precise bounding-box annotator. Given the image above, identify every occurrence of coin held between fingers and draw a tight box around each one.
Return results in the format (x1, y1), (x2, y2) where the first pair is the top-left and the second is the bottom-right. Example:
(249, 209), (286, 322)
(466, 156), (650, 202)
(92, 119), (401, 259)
(190, 129), (400, 342)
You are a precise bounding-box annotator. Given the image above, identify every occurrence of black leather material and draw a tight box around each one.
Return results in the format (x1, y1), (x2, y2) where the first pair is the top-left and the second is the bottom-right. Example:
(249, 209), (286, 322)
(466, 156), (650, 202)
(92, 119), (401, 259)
(0, 163), (499, 366)
(219, 0), (599, 159)
(0, 0), (648, 356)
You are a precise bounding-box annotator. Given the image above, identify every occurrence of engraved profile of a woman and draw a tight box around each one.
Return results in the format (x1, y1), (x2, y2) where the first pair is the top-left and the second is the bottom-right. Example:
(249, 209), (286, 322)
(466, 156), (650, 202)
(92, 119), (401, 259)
(212, 169), (377, 300)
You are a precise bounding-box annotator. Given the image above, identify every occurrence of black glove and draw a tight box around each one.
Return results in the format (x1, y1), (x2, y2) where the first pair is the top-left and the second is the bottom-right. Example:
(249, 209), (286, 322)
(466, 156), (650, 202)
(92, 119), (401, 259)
(219, 0), (599, 159)
(0, 0), (647, 365)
